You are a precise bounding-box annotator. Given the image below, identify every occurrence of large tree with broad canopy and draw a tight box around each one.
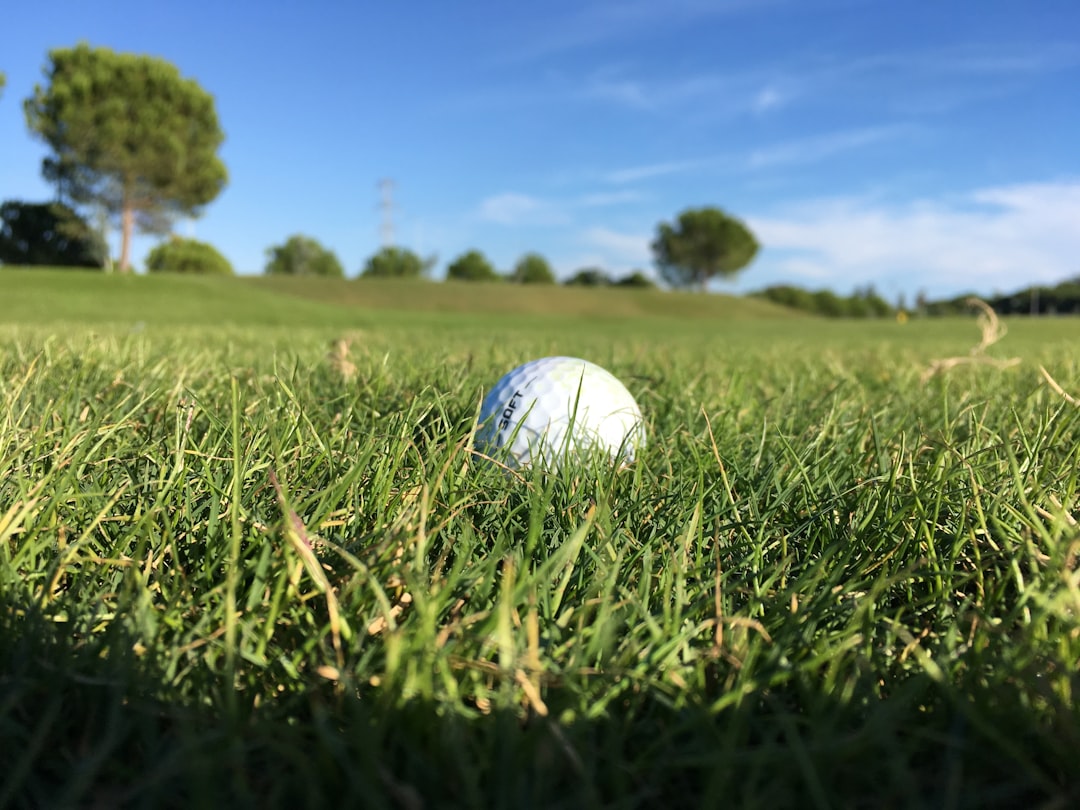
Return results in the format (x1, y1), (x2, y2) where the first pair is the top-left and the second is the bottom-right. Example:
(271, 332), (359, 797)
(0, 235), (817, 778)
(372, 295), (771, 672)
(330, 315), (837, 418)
(651, 207), (759, 290)
(24, 44), (227, 273)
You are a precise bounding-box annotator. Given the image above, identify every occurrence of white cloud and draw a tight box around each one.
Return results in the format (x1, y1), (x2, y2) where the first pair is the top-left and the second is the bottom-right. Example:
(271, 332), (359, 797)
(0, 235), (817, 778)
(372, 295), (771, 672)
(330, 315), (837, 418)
(575, 41), (1080, 120)
(746, 180), (1080, 296)
(604, 161), (700, 184)
(599, 125), (911, 188)
(577, 190), (646, 206)
(586, 78), (653, 109)
(476, 193), (567, 226)
(752, 85), (785, 113)
(581, 69), (763, 114)
(906, 42), (1080, 77)
(745, 125), (913, 169)
(475, 188), (644, 228)
(580, 226), (652, 264)
(500, 0), (785, 63)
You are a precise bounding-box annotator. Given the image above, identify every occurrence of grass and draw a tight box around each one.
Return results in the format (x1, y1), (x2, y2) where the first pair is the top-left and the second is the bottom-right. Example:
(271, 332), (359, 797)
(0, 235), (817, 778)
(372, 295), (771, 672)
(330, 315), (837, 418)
(0, 268), (796, 328)
(247, 274), (799, 320)
(1, 279), (1079, 808)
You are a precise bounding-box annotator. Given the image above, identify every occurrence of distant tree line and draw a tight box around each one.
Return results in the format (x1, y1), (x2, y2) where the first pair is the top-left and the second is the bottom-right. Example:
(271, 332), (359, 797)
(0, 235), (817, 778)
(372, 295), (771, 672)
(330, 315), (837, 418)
(751, 285), (894, 318)
(259, 242), (657, 287)
(921, 279), (1080, 317)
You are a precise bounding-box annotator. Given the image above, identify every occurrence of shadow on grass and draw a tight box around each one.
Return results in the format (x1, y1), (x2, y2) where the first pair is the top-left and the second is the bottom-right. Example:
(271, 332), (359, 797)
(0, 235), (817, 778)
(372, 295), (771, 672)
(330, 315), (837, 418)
(1, 595), (1075, 810)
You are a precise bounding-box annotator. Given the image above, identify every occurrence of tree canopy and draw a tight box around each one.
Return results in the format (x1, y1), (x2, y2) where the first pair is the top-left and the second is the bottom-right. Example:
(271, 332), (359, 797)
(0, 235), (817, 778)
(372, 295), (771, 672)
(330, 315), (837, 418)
(0, 200), (107, 268)
(446, 249), (499, 282)
(360, 246), (433, 279)
(24, 44), (227, 273)
(651, 207), (759, 290)
(511, 253), (556, 284)
(614, 270), (656, 288)
(564, 267), (611, 287)
(145, 237), (233, 275)
(265, 235), (344, 278)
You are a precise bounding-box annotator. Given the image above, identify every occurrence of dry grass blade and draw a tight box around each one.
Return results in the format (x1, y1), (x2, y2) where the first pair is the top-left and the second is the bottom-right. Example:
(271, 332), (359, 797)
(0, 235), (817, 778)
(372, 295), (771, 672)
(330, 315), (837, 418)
(967, 297), (1008, 354)
(1039, 365), (1080, 407)
(0, 481), (45, 545)
(268, 469), (351, 667)
(921, 297), (1022, 383)
(326, 336), (358, 381)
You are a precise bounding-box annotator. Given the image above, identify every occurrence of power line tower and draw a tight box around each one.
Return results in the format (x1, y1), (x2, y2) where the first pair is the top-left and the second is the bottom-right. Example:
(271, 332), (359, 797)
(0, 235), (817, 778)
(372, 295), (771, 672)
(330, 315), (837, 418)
(378, 178), (396, 248)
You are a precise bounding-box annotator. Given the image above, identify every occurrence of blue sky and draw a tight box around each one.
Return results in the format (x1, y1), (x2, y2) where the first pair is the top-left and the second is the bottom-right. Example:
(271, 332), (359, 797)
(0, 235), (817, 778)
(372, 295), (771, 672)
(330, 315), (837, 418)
(2, 0), (1078, 298)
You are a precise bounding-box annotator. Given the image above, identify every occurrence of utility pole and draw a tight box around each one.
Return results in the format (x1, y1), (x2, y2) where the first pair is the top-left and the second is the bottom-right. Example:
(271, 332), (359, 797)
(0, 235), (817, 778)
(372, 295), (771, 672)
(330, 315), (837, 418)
(378, 178), (396, 248)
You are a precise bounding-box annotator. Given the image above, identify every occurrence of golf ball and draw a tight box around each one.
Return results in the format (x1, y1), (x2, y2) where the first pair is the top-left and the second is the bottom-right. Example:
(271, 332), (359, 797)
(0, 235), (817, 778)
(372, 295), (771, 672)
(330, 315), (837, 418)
(475, 356), (645, 470)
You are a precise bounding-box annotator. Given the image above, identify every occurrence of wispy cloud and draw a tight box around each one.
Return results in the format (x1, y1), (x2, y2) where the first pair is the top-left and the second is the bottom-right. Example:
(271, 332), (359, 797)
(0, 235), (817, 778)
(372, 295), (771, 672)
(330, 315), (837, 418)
(604, 160), (702, 184)
(752, 85), (786, 113)
(600, 124), (913, 184)
(576, 41), (1080, 118)
(581, 68), (762, 114)
(577, 190), (647, 206)
(745, 125), (914, 168)
(476, 188), (645, 226)
(586, 77), (654, 109)
(747, 180), (1080, 296)
(500, 0), (785, 63)
(775, 42), (1080, 115)
(580, 226), (652, 264)
(904, 42), (1080, 76)
(476, 193), (567, 226)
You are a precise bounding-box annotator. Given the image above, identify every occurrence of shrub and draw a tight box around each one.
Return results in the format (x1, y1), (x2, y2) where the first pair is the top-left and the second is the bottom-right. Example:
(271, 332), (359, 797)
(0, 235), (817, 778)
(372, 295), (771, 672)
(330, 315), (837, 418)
(361, 247), (433, 279)
(564, 267), (611, 287)
(265, 235), (343, 277)
(446, 250), (499, 282)
(614, 270), (656, 289)
(145, 237), (233, 275)
(511, 253), (555, 284)
(0, 200), (107, 268)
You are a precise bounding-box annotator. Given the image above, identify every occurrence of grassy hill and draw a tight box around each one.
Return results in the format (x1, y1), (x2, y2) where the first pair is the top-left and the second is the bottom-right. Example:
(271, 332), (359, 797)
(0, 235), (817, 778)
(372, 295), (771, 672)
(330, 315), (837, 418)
(0, 268), (362, 328)
(0, 268), (799, 328)
(248, 275), (800, 320)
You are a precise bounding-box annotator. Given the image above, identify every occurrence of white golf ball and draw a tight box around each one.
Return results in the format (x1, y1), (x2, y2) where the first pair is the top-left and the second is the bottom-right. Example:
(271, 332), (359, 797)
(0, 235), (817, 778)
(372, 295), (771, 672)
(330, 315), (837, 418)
(475, 356), (645, 470)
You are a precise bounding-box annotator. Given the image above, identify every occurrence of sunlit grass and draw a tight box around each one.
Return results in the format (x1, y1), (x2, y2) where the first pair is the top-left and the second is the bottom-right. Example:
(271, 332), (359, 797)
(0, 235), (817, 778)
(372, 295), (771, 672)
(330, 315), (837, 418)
(0, 268), (795, 328)
(1, 315), (1079, 808)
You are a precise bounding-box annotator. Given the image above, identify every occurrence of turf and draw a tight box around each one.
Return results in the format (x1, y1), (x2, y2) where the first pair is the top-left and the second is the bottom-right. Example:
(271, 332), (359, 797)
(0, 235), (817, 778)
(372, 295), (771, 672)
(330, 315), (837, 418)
(0, 268), (797, 328)
(1, 285), (1079, 808)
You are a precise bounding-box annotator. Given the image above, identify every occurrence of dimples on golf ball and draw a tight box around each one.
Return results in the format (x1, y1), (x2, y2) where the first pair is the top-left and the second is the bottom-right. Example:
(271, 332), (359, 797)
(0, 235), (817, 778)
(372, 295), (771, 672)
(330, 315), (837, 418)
(476, 356), (645, 469)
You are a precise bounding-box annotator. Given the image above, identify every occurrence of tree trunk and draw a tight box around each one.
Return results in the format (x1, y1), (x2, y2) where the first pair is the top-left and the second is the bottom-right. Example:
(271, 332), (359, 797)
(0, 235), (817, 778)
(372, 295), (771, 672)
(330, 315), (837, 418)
(119, 201), (133, 273)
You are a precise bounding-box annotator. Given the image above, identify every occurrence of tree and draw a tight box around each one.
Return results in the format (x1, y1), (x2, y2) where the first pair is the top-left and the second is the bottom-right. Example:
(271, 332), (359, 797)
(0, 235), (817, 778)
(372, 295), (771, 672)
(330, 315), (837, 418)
(360, 246), (434, 279)
(0, 200), (107, 268)
(0, 72), (5, 100)
(614, 270), (656, 288)
(512, 252), (555, 284)
(265, 235), (344, 278)
(446, 249), (499, 282)
(145, 237), (233, 275)
(564, 267), (611, 287)
(24, 44), (227, 273)
(855, 285), (893, 318)
(651, 207), (759, 290)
